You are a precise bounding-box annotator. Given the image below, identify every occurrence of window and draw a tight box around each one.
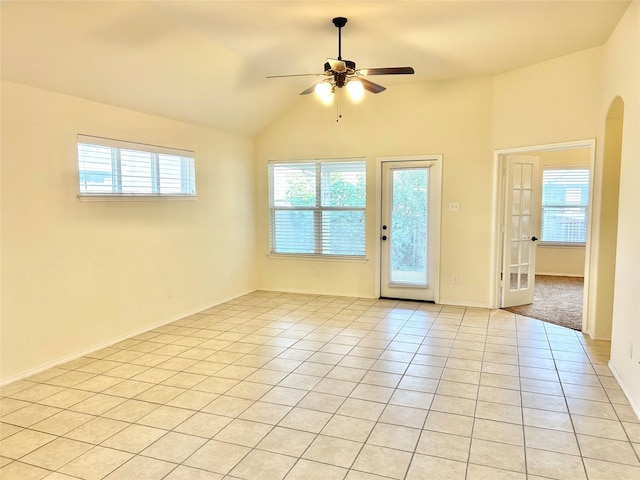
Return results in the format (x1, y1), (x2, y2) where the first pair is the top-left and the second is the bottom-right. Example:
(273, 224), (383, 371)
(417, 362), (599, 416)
(269, 159), (366, 257)
(77, 135), (196, 198)
(541, 168), (590, 245)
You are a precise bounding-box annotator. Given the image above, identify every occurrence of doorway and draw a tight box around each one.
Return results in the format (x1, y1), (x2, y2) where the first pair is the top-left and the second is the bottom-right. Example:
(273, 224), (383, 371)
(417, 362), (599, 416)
(492, 140), (596, 332)
(379, 157), (441, 301)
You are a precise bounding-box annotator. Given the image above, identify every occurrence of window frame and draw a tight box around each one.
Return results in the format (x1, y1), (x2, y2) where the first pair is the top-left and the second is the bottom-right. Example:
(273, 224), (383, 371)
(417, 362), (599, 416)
(77, 134), (196, 201)
(268, 158), (367, 259)
(540, 166), (590, 247)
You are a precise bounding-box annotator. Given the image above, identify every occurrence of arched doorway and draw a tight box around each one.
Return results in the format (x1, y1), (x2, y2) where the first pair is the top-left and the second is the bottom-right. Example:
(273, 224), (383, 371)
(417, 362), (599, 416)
(587, 96), (624, 339)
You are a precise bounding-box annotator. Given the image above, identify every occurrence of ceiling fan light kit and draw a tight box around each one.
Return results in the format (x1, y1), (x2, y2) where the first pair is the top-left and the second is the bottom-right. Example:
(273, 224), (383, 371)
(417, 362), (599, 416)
(267, 16), (414, 117)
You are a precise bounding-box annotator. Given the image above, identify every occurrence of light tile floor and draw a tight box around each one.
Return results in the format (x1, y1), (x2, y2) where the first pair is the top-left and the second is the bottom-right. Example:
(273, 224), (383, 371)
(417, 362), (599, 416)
(1, 291), (639, 480)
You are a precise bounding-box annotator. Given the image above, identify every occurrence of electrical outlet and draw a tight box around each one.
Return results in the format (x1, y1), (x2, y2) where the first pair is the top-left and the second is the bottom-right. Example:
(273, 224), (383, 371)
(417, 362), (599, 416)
(449, 202), (460, 212)
(316, 268), (321, 276)
(167, 287), (174, 298)
(451, 275), (458, 284)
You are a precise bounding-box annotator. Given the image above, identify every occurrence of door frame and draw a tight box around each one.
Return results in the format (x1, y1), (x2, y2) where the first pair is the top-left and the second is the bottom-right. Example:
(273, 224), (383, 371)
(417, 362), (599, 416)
(376, 155), (442, 302)
(490, 140), (596, 332)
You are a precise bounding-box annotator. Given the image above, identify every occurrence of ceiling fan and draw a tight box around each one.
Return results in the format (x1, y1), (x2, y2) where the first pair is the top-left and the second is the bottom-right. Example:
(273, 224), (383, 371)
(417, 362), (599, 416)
(267, 17), (414, 101)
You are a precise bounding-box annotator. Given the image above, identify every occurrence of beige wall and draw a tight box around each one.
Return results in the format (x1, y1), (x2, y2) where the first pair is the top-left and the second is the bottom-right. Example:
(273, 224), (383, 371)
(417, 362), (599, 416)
(492, 47), (603, 148)
(600, 1), (640, 414)
(534, 148), (591, 277)
(255, 78), (494, 306)
(1, 82), (257, 382)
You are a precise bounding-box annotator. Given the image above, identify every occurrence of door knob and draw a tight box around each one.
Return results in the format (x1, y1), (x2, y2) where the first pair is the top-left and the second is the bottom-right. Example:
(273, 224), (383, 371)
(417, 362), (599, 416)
(381, 235), (388, 241)
(531, 236), (538, 242)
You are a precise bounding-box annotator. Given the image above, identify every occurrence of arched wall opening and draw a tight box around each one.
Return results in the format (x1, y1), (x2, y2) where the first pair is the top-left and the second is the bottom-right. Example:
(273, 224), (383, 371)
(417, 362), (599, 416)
(588, 96), (624, 339)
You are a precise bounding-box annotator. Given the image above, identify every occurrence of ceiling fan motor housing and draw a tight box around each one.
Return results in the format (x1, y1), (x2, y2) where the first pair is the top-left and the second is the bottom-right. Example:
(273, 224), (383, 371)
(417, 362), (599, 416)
(332, 17), (348, 28)
(324, 59), (356, 87)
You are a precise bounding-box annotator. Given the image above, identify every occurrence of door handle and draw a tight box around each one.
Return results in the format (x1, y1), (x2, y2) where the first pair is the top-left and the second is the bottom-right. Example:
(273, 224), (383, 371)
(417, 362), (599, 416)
(531, 236), (538, 242)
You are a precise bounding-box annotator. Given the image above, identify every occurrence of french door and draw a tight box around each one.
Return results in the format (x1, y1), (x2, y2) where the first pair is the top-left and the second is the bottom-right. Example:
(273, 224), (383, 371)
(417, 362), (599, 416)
(501, 155), (540, 307)
(380, 159), (440, 301)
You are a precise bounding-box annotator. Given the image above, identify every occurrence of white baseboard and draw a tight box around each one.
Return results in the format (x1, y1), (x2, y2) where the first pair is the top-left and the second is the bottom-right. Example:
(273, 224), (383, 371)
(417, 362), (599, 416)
(535, 272), (585, 278)
(608, 361), (640, 421)
(259, 287), (377, 299)
(0, 289), (254, 387)
(589, 333), (612, 341)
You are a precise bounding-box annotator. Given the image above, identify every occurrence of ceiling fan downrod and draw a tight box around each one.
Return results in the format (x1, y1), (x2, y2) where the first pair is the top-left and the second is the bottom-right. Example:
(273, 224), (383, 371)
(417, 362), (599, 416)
(332, 17), (347, 61)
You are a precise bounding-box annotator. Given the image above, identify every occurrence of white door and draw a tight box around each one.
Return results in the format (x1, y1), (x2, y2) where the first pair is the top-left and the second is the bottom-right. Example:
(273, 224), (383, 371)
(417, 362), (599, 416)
(380, 160), (439, 301)
(502, 155), (540, 308)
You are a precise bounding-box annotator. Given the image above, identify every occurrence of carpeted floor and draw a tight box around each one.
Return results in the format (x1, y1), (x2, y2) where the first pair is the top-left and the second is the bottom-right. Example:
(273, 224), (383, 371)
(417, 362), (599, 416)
(503, 275), (584, 331)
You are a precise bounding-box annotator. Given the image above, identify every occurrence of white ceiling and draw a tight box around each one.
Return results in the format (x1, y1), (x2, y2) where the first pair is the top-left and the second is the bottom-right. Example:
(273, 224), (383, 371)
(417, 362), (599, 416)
(1, 1), (630, 136)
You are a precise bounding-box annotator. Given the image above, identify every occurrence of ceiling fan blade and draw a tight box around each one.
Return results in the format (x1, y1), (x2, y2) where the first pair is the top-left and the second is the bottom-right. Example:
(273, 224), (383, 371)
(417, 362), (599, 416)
(359, 77), (386, 94)
(358, 66), (415, 76)
(266, 73), (322, 78)
(299, 84), (318, 95)
(327, 58), (347, 72)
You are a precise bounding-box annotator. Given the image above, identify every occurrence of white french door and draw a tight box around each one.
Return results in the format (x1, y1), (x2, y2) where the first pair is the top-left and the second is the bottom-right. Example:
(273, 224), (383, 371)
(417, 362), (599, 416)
(380, 159), (440, 301)
(501, 155), (540, 308)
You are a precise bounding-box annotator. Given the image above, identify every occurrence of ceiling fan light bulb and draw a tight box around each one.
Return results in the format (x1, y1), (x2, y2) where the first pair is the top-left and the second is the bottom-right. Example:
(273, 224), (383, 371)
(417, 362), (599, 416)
(346, 79), (365, 103)
(314, 82), (334, 105)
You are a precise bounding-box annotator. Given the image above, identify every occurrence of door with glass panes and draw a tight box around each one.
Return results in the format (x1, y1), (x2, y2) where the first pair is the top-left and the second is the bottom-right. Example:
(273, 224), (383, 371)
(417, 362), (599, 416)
(380, 160), (439, 301)
(501, 155), (540, 308)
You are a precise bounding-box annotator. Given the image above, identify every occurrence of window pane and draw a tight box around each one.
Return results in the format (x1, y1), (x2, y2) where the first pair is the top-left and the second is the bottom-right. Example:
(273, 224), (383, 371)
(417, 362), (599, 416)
(541, 168), (589, 243)
(272, 210), (315, 254)
(77, 143), (113, 193)
(321, 162), (366, 207)
(271, 163), (316, 207)
(120, 149), (154, 194)
(321, 210), (365, 256)
(159, 154), (195, 195)
(390, 168), (428, 285)
(542, 206), (587, 243)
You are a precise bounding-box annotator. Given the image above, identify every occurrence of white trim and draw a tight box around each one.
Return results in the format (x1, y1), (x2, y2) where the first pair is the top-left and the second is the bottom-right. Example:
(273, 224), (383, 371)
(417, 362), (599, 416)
(0, 291), (254, 387)
(609, 361), (640, 421)
(78, 195), (198, 202)
(535, 272), (585, 278)
(259, 287), (378, 300)
(589, 334), (612, 341)
(491, 140), (596, 334)
(266, 253), (368, 263)
(446, 300), (493, 309)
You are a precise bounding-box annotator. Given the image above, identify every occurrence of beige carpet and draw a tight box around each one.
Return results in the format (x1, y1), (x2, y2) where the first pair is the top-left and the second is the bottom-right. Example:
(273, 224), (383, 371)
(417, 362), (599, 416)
(504, 275), (584, 331)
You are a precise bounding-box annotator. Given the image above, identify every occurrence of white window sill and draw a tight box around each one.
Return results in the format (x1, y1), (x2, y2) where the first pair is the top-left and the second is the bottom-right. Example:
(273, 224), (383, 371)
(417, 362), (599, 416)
(539, 242), (586, 248)
(78, 195), (198, 202)
(267, 253), (368, 263)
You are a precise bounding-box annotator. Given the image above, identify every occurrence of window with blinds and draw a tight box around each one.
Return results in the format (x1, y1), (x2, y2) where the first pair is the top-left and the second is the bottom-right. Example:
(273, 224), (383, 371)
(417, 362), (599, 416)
(541, 168), (590, 245)
(269, 159), (366, 257)
(77, 135), (196, 198)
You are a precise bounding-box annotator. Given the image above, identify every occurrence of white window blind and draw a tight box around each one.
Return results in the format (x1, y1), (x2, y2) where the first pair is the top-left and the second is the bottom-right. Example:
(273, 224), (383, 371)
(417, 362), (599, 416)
(541, 168), (590, 244)
(269, 159), (366, 257)
(77, 135), (196, 197)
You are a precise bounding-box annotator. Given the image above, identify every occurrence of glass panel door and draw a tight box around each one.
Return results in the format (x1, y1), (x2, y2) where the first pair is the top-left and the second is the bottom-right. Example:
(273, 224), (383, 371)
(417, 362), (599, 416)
(390, 168), (428, 285)
(502, 155), (540, 308)
(381, 160), (439, 301)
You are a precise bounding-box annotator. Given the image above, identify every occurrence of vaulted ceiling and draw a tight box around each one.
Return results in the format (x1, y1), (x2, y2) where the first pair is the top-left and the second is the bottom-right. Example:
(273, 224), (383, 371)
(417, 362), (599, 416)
(1, 1), (630, 136)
